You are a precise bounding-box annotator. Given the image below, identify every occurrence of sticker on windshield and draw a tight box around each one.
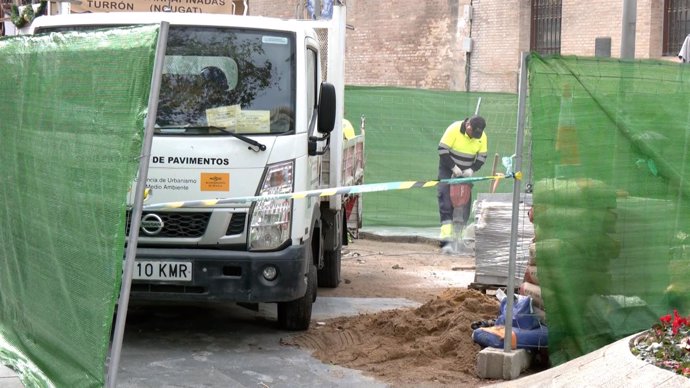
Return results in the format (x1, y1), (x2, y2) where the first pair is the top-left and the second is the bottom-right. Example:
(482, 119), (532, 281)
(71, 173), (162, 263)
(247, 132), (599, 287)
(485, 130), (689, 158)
(206, 105), (240, 129)
(262, 36), (288, 45)
(238, 110), (271, 133)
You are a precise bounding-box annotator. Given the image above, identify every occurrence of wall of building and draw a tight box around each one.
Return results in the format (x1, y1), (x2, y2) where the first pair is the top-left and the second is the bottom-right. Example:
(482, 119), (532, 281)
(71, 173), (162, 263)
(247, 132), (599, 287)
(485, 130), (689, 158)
(248, 0), (535, 93)
(561, 0), (672, 60)
(248, 0), (674, 93)
(468, 0), (528, 93)
(648, 0), (665, 58)
(562, 1), (622, 57)
(636, 0), (655, 58)
(250, 0), (470, 91)
(340, 0), (467, 90)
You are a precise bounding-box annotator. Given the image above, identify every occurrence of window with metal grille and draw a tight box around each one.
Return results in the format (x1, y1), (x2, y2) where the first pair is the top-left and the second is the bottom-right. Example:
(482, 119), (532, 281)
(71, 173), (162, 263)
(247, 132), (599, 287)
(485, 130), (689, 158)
(664, 0), (690, 57)
(0, 0), (12, 37)
(531, 0), (562, 56)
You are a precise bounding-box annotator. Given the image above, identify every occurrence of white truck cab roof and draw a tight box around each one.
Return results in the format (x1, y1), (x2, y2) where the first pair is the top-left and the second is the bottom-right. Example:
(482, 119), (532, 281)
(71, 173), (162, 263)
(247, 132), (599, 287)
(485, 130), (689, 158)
(29, 12), (315, 36)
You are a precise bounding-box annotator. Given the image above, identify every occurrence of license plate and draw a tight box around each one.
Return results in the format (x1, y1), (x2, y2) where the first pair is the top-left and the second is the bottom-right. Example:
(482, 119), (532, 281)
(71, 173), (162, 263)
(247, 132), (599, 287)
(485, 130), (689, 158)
(133, 260), (192, 281)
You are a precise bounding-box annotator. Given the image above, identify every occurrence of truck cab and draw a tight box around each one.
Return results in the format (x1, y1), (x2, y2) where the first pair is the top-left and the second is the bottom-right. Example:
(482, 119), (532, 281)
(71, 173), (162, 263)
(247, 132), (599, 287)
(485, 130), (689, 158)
(29, 5), (358, 331)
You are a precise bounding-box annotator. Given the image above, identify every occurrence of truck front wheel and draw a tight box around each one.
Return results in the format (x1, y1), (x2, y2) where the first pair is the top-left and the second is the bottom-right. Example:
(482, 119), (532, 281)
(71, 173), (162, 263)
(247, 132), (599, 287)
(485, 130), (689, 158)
(277, 253), (316, 331)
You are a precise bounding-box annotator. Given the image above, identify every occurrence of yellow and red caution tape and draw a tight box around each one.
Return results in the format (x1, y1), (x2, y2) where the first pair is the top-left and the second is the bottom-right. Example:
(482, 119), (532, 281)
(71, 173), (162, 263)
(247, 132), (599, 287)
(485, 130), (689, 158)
(143, 172), (521, 210)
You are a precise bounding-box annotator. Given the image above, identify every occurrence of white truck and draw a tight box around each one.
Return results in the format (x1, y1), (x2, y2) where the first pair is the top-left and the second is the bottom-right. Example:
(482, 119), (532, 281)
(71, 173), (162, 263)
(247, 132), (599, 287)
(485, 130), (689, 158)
(28, 3), (364, 331)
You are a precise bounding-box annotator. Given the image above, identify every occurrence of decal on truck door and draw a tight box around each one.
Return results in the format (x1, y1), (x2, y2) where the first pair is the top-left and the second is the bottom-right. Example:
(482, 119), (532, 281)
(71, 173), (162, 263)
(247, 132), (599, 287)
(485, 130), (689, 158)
(146, 177), (197, 191)
(201, 173), (230, 191)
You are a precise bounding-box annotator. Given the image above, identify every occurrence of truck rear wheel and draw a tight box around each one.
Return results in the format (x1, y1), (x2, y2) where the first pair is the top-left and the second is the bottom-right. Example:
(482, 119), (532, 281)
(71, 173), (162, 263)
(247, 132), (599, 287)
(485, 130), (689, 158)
(277, 253), (316, 331)
(318, 245), (341, 288)
(318, 210), (343, 288)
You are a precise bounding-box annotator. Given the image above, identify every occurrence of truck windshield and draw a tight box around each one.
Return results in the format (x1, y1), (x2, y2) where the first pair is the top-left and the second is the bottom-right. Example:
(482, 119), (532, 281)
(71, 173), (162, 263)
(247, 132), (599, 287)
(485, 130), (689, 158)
(158, 26), (296, 135)
(37, 24), (296, 135)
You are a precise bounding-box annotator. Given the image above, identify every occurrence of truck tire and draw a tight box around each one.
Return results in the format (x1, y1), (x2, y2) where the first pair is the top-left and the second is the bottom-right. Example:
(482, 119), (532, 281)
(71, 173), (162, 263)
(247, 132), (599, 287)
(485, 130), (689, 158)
(318, 210), (343, 288)
(318, 247), (341, 288)
(277, 252), (316, 331)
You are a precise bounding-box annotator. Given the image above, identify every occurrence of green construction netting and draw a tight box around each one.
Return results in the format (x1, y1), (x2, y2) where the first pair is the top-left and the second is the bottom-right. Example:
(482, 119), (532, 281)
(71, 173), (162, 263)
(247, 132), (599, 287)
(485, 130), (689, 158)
(344, 86), (524, 228)
(0, 26), (158, 387)
(529, 54), (690, 365)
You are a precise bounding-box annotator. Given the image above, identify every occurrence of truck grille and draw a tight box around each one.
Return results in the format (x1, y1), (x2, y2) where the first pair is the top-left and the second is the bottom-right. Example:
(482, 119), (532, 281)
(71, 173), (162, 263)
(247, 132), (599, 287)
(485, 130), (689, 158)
(126, 211), (211, 238)
(126, 211), (247, 238)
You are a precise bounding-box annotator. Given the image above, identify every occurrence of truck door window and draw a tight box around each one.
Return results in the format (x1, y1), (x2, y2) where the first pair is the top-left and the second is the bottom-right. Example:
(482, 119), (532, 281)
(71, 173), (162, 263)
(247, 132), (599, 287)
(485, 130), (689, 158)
(306, 48), (317, 123)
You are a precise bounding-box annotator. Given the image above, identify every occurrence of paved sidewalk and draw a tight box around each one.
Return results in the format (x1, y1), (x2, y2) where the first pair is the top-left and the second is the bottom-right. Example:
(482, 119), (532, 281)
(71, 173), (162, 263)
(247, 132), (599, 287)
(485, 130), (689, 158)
(487, 332), (690, 388)
(0, 364), (22, 388)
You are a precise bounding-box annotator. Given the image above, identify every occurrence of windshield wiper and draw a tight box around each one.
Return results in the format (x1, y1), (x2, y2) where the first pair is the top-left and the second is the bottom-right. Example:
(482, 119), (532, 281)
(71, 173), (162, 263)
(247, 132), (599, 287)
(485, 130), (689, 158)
(155, 125), (267, 152)
(210, 126), (267, 152)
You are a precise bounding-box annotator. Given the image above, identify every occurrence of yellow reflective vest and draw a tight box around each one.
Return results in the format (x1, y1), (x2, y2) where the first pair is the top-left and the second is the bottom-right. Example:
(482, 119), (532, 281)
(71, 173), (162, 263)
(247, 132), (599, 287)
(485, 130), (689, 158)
(438, 119), (488, 178)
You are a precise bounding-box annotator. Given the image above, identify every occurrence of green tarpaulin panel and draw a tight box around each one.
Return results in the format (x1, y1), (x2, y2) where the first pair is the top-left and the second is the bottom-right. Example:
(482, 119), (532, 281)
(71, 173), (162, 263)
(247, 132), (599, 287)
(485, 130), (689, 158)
(344, 86), (523, 228)
(529, 54), (690, 365)
(0, 25), (158, 387)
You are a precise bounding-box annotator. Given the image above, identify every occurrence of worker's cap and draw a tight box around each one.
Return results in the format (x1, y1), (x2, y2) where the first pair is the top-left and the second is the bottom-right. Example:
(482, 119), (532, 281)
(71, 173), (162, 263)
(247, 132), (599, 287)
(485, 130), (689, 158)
(469, 115), (486, 138)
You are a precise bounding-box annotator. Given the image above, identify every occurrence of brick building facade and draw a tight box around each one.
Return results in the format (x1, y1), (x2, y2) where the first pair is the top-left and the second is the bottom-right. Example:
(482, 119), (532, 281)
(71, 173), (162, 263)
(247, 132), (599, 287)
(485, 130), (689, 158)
(560, 0), (664, 59)
(249, 0), (679, 94)
(2, 1), (679, 92)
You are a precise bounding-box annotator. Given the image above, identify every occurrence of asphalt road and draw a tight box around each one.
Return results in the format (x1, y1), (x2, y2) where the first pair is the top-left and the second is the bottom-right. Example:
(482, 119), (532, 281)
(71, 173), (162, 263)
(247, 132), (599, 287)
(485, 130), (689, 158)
(115, 297), (420, 388)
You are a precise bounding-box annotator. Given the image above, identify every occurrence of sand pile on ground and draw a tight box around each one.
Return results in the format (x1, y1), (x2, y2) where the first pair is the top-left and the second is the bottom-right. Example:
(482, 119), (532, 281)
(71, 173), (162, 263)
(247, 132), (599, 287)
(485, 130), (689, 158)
(282, 288), (500, 387)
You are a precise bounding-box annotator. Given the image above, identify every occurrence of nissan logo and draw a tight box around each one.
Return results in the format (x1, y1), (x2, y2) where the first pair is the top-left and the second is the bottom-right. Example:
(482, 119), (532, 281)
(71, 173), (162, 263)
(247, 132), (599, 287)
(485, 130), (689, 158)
(140, 213), (164, 235)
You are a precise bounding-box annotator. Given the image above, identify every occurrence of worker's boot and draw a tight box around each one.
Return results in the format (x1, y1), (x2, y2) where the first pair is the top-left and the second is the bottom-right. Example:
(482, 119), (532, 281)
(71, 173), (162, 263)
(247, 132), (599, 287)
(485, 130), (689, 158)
(441, 243), (456, 255)
(439, 223), (455, 254)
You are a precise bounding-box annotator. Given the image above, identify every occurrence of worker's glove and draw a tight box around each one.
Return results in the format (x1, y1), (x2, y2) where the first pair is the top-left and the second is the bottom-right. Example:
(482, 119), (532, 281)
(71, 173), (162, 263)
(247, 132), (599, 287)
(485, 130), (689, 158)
(451, 165), (462, 177)
(461, 168), (474, 177)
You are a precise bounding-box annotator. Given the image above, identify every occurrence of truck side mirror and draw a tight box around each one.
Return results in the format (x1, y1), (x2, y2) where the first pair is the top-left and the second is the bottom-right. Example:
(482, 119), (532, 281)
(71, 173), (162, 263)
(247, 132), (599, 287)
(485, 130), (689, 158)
(317, 82), (336, 134)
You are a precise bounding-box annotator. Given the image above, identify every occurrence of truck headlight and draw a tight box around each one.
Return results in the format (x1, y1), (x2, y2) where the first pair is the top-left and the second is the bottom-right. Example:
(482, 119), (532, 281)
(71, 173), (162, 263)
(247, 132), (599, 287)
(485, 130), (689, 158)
(249, 160), (294, 250)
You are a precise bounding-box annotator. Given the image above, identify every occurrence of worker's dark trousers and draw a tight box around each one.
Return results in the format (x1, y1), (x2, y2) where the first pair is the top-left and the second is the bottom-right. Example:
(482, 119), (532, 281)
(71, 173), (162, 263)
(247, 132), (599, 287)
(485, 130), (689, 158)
(437, 182), (472, 225)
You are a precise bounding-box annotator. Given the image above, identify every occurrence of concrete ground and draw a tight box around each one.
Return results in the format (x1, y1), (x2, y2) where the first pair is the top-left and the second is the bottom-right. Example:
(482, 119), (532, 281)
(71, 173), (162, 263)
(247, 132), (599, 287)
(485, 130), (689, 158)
(2, 228), (688, 387)
(0, 296), (420, 388)
(0, 364), (21, 388)
(4, 320), (690, 387)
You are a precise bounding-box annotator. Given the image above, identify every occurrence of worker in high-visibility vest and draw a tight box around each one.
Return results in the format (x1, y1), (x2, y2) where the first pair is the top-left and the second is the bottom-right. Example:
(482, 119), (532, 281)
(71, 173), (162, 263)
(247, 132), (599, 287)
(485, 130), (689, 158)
(343, 118), (356, 140)
(437, 115), (488, 253)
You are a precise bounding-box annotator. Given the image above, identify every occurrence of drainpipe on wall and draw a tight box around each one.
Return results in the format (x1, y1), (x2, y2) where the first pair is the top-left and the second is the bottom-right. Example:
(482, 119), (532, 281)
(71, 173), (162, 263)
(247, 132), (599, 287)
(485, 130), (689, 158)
(621, 0), (637, 59)
(464, 1), (474, 92)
